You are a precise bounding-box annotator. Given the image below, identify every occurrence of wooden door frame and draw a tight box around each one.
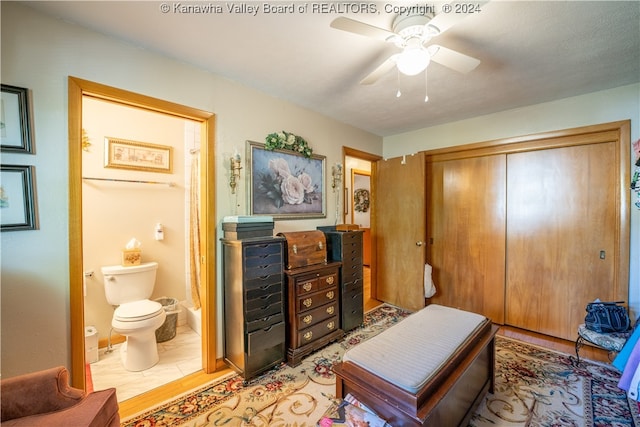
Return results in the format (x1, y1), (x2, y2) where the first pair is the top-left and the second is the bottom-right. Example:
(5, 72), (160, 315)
(343, 147), (382, 301)
(68, 77), (217, 389)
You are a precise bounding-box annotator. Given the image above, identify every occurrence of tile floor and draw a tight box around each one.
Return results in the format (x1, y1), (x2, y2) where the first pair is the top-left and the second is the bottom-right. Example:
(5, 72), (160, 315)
(89, 325), (202, 402)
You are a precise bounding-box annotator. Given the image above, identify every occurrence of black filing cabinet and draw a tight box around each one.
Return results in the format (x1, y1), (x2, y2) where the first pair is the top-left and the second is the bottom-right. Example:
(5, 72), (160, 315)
(318, 228), (364, 332)
(222, 236), (286, 380)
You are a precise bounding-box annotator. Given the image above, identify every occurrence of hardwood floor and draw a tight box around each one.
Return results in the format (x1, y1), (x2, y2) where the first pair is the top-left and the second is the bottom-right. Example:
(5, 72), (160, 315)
(498, 324), (609, 363)
(363, 265), (380, 312)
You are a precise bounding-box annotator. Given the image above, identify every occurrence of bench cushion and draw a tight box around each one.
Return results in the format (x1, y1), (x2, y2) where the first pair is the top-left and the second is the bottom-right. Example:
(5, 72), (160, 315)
(578, 323), (630, 352)
(342, 304), (487, 394)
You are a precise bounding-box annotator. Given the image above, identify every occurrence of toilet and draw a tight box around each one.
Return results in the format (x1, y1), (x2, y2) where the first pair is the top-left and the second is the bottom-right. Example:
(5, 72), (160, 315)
(101, 261), (166, 372)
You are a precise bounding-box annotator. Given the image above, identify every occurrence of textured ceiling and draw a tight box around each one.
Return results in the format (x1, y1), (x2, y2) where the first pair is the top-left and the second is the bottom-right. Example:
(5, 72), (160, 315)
(27, 1), (640, 136)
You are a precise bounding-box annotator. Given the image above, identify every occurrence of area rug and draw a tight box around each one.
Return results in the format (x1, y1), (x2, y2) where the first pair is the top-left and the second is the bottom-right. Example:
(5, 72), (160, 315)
(471, 338), (640, 427)
(122, 305), (639, 427)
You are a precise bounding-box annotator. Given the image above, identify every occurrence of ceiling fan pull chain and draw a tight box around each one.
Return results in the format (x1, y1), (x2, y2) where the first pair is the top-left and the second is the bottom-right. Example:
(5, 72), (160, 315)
(396, 68), (402, 98)
(424, 68), (429, 103)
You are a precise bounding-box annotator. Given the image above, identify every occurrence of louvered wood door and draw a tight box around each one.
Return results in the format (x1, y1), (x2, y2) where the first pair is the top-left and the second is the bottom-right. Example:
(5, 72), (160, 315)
(375, 153), (426, 312)
(505, 142), (618, 340)
(427, 154), (507, 323)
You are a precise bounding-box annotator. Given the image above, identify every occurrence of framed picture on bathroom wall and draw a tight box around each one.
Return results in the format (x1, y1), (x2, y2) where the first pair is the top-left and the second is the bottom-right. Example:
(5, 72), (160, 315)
(0, 164), (39, 231)
(247, 141), (326, 220)
(1, 84), (34, 154)
(104, 137), (173, 173)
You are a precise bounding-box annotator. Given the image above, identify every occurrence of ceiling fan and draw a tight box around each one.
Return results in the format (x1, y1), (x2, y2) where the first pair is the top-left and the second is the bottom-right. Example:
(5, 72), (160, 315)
(330, 3), (486, 85)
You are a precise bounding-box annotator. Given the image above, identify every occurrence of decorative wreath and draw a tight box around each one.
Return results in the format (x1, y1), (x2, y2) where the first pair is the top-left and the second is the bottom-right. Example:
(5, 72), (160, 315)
(354, 188), (370, 213)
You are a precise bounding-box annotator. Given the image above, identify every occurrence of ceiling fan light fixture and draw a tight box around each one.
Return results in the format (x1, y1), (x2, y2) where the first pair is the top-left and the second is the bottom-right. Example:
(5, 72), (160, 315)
(396, 46), (430, 76)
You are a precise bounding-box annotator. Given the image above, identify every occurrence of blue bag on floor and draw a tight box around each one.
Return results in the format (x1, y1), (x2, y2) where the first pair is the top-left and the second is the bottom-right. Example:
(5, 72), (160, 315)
(613, 321), (640, 372)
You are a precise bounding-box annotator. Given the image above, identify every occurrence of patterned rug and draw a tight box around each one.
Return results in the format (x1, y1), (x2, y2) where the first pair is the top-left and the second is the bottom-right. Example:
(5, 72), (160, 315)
(122, 305), (639, 426)
(471, 338), (640, 426)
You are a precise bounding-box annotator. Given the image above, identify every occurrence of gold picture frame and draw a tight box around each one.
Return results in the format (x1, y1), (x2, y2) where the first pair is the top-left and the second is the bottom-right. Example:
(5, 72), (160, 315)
(104, 137), (172, 173)
(247, 141), (326, 219)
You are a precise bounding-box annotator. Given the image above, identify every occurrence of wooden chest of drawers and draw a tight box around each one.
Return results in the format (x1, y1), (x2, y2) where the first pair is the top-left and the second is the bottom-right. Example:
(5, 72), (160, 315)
(319, 228), (364, 332)
(285, 262), (343, 366)
(222, 236), (286, 380)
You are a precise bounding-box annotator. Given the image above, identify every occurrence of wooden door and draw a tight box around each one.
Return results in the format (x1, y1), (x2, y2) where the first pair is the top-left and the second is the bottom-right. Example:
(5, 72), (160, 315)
(505, 142), (617, 340)
(376, 153), (426, 311)
(428, 154), (507, 323)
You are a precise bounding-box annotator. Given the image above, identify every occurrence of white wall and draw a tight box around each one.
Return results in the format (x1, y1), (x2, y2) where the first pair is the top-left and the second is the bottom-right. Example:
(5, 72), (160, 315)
(0, 2), (382, 378)
(383, 83), (640, 318)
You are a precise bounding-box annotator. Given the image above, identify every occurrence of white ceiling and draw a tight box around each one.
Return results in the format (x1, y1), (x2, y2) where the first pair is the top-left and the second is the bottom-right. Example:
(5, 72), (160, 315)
(27, 1), (640, 137)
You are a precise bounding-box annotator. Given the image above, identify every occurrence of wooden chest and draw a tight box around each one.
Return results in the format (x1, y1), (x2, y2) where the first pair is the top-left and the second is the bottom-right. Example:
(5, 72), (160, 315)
(277, 230), (327, 269)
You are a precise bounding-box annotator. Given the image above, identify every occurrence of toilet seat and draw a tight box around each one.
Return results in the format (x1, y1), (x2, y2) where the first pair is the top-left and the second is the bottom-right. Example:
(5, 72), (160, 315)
(114, 300), (163, 322)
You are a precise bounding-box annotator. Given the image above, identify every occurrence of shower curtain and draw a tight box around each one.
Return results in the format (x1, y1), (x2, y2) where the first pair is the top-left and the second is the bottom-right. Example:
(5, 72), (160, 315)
(189, 152), (202, 310)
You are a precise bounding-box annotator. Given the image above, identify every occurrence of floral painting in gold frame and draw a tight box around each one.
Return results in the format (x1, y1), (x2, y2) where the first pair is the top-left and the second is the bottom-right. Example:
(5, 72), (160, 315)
(247, 141), (326, 219)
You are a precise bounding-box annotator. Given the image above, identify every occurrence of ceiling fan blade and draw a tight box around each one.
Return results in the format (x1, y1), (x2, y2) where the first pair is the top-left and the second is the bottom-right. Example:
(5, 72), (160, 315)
(429, 45), (480, 74)
(360, 55), (398, 85)
(428, 1), (490, 34)
(330, 17), (396, 41)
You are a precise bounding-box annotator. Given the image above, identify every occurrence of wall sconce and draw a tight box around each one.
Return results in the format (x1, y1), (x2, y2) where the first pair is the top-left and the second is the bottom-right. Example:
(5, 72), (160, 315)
(331, 163), (343, 192)
(229, 153), (242, 194)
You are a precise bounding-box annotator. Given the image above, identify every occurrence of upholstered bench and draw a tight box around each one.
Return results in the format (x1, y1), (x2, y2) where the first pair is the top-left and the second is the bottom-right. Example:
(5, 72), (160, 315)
(333, 304), (498, 427)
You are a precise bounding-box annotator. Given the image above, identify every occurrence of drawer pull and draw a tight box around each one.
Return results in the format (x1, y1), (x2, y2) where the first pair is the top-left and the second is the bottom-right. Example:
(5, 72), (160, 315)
(304, 331), (313, 341)
(303, 298), (312, 308)
(303, 315), (313, 324)
(327, 321), (335, 330)
(326, 291), (335, 299)
(318, 241), (323, 250)
(326, 306), (334, 315)
(293, 244), (297, 254)
(326, 276), (334, 285)
(302, 282), (312, 292)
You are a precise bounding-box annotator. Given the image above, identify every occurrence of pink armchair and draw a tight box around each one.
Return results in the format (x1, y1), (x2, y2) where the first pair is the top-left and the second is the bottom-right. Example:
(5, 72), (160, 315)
(1, 366), (119, 426)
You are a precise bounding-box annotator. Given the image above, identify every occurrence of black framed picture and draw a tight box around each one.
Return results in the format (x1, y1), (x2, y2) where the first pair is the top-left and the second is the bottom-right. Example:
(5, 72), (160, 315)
(1, 84), (33, 154)
(1, 164), (38, 231)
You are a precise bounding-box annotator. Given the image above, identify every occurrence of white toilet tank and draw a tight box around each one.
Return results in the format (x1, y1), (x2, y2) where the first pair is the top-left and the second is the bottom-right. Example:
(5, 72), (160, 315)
(101, 261), (158, 305)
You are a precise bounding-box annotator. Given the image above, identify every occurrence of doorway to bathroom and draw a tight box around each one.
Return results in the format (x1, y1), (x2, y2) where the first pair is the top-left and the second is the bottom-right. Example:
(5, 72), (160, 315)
(68, 77), (218, 400)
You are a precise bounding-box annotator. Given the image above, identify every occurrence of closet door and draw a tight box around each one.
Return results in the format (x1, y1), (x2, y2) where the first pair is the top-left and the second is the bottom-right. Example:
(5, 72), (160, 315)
(505, 142), (617, 340)
(428, 154), (507, 323)
(376, 153), (426, 311)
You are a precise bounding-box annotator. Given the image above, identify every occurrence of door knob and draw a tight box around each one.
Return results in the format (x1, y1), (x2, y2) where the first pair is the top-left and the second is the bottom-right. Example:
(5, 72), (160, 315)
(416, 241), (423, 247)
